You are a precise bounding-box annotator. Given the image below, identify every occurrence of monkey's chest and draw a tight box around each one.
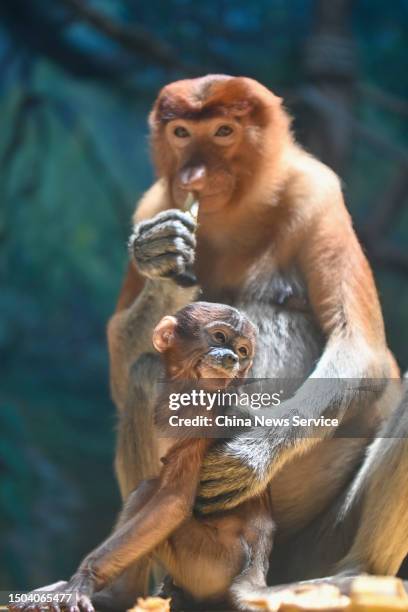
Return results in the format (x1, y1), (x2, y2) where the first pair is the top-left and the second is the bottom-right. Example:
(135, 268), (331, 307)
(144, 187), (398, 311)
(238, 300), (324, 380)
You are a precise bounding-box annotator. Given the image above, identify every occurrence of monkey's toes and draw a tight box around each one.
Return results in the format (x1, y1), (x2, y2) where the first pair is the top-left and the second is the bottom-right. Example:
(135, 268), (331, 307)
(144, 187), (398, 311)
(67, 594), (94, 612)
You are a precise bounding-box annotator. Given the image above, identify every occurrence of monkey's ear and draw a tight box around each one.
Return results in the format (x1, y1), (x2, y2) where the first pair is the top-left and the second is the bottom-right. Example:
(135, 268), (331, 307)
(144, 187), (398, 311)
(152, 316), (178, 352)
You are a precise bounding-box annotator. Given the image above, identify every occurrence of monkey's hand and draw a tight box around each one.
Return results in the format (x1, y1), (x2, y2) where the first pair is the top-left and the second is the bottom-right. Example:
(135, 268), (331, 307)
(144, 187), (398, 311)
(130, 210), (197, 287)
(195, 436), (275, 514)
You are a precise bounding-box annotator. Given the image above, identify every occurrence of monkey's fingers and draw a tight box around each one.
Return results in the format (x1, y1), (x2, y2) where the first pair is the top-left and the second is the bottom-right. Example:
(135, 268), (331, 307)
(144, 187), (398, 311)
(196, 452), (265, 513)
(136, 210), (196, 235)
(50, 595), (94, 612)
(133, 236), (195, 264)
(200, 444), (261, 488)
(62, 599), (94, 612)
(200, 454), (249, 485)
(130, 216), (197, 282)
(196, 471), (260, 503)
(131, 219), (196, 250)
(168, 267), (197, 288)
(135, 254), (195, 283)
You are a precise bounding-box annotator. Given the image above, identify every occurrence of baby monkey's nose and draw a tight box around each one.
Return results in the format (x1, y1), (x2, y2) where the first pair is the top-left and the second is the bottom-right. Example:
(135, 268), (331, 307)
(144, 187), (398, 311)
(222, 352), (239, 369)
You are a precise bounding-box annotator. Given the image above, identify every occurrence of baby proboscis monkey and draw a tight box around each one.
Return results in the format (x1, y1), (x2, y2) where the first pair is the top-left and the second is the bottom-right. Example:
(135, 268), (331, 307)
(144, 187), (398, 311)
(23, 303), (273, 611)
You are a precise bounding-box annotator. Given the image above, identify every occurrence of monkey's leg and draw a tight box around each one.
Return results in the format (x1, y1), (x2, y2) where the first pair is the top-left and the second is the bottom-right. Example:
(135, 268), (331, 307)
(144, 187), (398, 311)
(91, 354), (163, 611)
(7, 480), (161, 612)
(93, 355), (166, 612)
(229, 501), (275, 610)
(157, 518), (243, 606)
(336, 387), (408, 576)
(155, 502), (273, 609)
(76, 442), (209, 611)
(263, 388), (408, 587)
(109, 209), (198, 408)
(19, 473), (189, 612)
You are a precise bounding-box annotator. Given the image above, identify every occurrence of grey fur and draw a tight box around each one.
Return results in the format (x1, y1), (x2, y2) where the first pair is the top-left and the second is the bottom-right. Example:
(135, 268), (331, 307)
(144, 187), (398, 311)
(129, 210), (196, 281)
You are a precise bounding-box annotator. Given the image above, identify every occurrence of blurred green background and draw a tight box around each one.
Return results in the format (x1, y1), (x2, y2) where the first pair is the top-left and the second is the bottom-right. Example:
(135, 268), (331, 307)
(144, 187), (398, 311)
(0, 0), (407, 590)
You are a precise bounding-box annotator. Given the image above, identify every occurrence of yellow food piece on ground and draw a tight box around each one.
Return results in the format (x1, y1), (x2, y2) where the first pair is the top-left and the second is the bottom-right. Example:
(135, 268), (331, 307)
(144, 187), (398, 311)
(244, 576), (408, 611)
(245, 583), (350, 611)
(128, 596), (171, 612)
(349, 576), (408, 611)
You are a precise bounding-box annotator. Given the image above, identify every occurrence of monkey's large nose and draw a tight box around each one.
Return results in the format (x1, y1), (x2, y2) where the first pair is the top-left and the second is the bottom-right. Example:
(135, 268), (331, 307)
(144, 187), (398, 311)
(179, 165), (207, 191)
(222, 352), (239, 369)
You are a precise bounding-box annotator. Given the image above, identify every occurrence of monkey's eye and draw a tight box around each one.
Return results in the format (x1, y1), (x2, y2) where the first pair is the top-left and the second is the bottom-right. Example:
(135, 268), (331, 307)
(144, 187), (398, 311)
(173, 126), (190, 138)
(215, 125), (233, 137)
(238, 346), (248, 358)
(213, 331), (227, 344)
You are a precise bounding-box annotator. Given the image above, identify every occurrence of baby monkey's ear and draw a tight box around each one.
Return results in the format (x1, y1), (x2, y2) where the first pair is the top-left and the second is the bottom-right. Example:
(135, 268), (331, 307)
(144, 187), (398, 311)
(152, 315), (178, 352)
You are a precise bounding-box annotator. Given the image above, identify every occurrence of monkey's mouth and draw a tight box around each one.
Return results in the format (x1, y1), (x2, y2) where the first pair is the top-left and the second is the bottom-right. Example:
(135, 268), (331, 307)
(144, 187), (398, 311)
(194, 358), (240, 382)
(195, 188), (230, 199)
(178, 174), (234, 205)
(195, 184), (235, 205)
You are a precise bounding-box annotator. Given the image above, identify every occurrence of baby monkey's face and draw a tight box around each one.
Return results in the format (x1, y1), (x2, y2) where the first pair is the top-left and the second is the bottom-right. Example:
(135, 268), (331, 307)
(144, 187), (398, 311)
(195, 320), (255, 381)
(152, 302), (257, 384)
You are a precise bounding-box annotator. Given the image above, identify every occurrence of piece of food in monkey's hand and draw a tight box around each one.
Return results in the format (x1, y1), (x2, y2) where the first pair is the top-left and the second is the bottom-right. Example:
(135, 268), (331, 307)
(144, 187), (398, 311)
(183, 191), (199, 223)
(128, 596), (171, 612)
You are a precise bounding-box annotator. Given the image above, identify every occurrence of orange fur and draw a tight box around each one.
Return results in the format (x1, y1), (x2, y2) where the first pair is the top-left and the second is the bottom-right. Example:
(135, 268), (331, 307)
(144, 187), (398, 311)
(106, 75), (400, 605)
(116, 75), (391, 366)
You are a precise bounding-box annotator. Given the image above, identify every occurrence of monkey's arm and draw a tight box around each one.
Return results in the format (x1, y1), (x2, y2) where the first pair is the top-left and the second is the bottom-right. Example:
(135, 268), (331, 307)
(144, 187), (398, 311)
(115, 179), (191, 312)
(108, 205), (198, 409)
(196, 179), (395, 513)
(59, 440), (208, 603)
(109, 277), (197, 408)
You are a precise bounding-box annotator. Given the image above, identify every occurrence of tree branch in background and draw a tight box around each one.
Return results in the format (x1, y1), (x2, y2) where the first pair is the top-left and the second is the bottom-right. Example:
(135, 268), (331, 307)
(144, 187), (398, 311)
(0, 0), (137, 80)
(358, 83), (408, 118)
(292, 86), (408, 276)
(296, 85), (408, 165)
(370, 244), (408, 275)
(58, 0), (196, 74)
(360, 166), (408, 275)
(1, 94), (43, 170)
(76, 121), (134, 242)
(46, 96), (132, 242)
(363, 167), (408, 241)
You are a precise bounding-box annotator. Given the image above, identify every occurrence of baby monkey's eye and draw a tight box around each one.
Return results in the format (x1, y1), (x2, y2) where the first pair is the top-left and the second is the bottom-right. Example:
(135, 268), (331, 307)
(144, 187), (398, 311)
(238, 346), (248, 358)
(174, 126), (190, 138)
(215, 125), (233, 137)
(213, 331), (227, 344)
